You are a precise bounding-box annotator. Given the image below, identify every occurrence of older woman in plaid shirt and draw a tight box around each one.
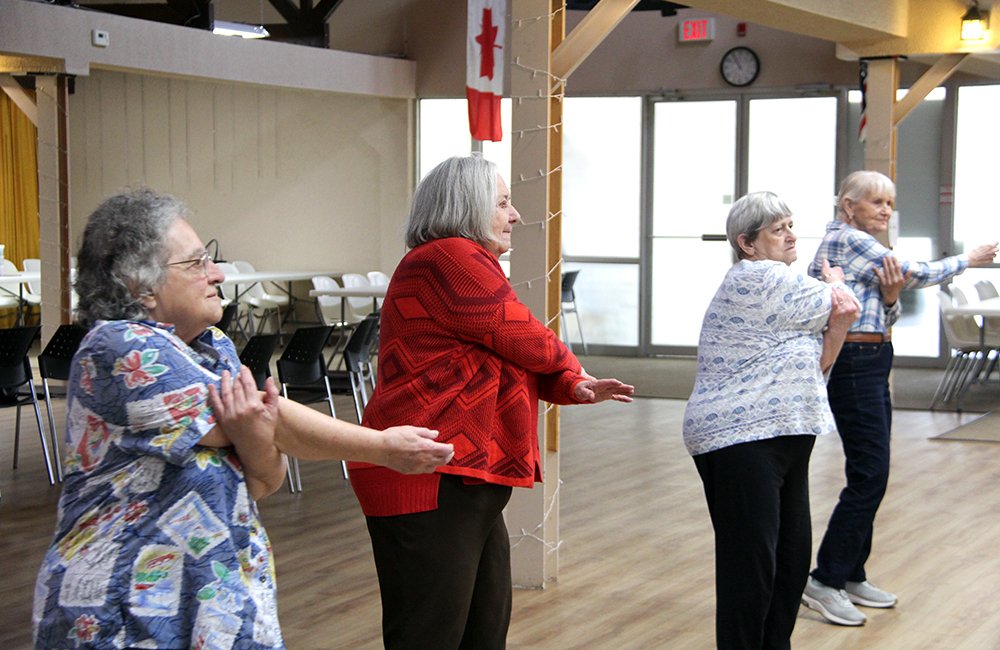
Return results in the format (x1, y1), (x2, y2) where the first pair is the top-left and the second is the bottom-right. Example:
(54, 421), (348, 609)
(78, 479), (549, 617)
(801, 170), (998, 627)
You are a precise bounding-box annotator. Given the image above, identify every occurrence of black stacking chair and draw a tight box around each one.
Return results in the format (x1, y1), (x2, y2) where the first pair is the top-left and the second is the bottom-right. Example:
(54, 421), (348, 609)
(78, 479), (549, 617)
(238, 333), (279, 391)
(276, 325), (341, 490)
(560, 270), (588, 354)
(37, 323), (88, 482)
(327, 313), (379, 424)
(215, 302), (238, 338)
(0, 326), (54, 485)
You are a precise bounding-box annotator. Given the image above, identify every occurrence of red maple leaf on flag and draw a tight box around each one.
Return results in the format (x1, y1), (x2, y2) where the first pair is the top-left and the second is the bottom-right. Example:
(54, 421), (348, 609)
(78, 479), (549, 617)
(475, 8), (502, 80)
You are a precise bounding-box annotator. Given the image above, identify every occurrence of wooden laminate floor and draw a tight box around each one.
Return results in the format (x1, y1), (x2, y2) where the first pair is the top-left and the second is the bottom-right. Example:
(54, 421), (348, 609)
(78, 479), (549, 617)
(2, 394), (999, 649)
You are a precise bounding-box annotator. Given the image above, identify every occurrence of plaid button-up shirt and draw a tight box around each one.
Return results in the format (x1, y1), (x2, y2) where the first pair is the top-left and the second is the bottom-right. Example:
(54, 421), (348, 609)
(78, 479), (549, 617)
(808, 220), (967, 335)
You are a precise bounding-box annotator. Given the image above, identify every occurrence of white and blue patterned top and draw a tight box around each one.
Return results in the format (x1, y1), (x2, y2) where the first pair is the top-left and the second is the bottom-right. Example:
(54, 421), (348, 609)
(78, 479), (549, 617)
(683, 260), (846, 456)
(33, 320), (284, 650)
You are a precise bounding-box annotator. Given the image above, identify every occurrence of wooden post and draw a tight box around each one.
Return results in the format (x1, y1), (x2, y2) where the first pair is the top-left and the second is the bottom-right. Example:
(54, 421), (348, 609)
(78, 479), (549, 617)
(507, 0), (640, 588)
(35, 74), (73, 345)
(508, 0), (557, 589)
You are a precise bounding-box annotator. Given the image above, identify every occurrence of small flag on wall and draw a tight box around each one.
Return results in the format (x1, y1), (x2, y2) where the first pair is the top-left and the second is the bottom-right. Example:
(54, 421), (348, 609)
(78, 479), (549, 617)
(467, 0), (506, 142)
(857, 60), (868, 143)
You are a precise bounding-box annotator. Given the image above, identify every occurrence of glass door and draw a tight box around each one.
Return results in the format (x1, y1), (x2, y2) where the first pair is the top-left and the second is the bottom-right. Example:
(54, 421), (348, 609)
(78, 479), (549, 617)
(649, 99), (737, 351)
(746, 96), (837, 275)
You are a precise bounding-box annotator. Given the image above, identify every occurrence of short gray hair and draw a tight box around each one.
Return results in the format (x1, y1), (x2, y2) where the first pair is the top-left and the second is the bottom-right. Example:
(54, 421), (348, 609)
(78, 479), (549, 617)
(75, 188), (189, 327)
(726, 191), (793, 260)
(405, 155), (500, 249)
(836, 170), (895, 220)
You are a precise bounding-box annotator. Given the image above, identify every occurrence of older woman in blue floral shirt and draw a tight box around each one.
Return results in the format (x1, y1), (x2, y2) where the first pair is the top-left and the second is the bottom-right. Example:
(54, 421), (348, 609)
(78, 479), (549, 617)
(33, 189), (453, 649)
(683, 191), (858, 650)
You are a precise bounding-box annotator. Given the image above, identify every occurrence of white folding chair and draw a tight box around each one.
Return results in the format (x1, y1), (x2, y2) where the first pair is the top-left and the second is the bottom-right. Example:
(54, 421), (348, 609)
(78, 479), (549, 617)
(216, 262), (254, 345)
(366, 270), (389, 309)
(20, 258), (42, 317)
(0, 260), (23, 322)
(231, 260), (288, 338)
(941, 287), (1000, 409)
(931, 290), (982, 408)
(341, 272), (374, 323)
(22, 258), (78, 317)
(973, 280), (1000, 381)
(311, 275), (353, 360)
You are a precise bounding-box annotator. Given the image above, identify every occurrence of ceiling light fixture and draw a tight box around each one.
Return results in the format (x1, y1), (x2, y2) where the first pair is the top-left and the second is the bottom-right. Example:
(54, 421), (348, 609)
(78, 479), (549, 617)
(961, 1), (989, 41)
(212, 20), (270, 39)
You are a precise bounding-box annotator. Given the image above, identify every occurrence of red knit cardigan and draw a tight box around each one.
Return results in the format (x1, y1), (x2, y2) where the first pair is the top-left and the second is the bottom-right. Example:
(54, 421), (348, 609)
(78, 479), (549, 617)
(349, 237), (586, 516)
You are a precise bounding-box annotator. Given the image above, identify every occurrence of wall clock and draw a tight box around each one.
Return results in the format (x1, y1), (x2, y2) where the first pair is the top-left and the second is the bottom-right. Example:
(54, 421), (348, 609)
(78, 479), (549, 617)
(720, 46), (760, 87)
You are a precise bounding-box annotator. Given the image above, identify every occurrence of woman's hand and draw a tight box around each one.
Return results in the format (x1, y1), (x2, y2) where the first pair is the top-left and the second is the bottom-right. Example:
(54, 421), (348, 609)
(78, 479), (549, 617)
(208, 367), (279, 446)
(379, 426), (455, 474)
(828, 287), (860, 330)
(873, 255), (910, 306)
(821, 287), (861, 372)
(967, 241), (999, 267)
(819, 259), (846, 284)
(208, 367), (286, 499)
(573, 377), (635, 403)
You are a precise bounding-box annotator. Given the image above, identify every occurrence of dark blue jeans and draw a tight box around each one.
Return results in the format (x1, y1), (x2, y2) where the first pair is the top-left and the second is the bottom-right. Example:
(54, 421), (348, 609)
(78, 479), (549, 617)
(812, 341), (894, 589)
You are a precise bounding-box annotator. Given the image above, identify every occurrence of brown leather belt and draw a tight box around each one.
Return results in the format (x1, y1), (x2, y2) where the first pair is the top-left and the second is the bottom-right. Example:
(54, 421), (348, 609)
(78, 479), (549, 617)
(844, 332), (891, 343)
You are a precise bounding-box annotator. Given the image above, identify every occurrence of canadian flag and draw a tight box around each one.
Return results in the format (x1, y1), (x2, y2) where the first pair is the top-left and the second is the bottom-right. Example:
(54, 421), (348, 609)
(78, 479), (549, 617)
(467, 0), (506, 142)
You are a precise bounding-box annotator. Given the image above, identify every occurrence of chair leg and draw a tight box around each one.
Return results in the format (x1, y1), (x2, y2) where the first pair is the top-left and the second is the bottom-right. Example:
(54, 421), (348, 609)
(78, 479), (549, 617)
(930, 352), (961, 408)
(948, 353), (976, 402)
(279, 384), (300, 494)
(289, 456), (303, 493)
(285, 455), (296, 493)
(321, 378), (348, 480)
(13, 404), (22, 469)
(271, 308), (284, 346)
(981, 349), (999, 382)
(956, 351), (986, 411)
(350, 375), (364, 424)
(560, 309), (572, 352)
(573, 301), (588, 355)
(29, 383), (55, 485)
(42, 379), (64, 482)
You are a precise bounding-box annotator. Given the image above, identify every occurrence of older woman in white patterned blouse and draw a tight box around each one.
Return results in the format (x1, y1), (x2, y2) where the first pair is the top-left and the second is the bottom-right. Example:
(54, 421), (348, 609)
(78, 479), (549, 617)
(682, 191), (859, 650)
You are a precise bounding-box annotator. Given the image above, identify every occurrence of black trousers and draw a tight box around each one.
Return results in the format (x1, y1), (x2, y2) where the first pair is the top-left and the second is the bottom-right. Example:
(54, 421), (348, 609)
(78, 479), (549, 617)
(365, 474), (513, 650)
(694, 435), (816, 650)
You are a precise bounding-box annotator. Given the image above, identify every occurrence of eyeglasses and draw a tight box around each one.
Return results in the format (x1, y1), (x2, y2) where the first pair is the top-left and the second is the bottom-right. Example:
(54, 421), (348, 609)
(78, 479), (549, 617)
(165, 250), (212, 276)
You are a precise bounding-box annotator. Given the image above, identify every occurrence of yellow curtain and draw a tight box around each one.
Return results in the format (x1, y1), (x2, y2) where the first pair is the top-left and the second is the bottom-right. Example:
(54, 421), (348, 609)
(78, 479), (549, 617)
(0, 90), (41, 326)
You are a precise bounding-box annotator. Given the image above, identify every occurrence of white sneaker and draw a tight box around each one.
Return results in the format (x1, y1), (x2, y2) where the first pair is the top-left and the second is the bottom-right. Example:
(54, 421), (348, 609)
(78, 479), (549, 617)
(801, 577), (867, 626)
(845, 580), (897, 608)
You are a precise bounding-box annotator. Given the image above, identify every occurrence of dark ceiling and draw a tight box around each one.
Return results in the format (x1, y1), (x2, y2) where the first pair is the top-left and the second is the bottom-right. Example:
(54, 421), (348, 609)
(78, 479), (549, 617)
(63, 0), (688, 48)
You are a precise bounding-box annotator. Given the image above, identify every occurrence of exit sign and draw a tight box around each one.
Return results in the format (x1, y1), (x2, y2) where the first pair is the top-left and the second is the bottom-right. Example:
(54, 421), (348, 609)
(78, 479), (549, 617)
(678, 18), (715, 43)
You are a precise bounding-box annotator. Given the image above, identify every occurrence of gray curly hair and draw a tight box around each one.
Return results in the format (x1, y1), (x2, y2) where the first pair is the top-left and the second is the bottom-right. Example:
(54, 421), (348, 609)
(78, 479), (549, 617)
(75, 188), (190, 327)
(726, 191), (793, 260)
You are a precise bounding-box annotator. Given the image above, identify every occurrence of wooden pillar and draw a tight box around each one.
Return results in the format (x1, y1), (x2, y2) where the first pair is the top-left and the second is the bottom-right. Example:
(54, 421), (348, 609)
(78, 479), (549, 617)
(506, 0), (636, 588)
(507, 0), (557, 589)
(35, 74), (73, 345)
(861, 58), (898, 247)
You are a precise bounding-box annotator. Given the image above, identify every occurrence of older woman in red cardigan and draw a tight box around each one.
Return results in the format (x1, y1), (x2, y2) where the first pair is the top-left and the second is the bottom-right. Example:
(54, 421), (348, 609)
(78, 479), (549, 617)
(349, 155), (634, 649)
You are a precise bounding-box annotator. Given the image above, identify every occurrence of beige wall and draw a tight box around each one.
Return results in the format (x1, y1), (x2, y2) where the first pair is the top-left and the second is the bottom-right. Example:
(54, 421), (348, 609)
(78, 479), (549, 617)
(68, 70), (413, 275)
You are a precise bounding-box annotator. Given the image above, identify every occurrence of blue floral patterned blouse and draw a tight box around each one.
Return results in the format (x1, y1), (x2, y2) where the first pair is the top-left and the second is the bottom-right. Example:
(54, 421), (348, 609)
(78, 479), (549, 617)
(683, 260), (846, 456)
(33, 320), (284, 649)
